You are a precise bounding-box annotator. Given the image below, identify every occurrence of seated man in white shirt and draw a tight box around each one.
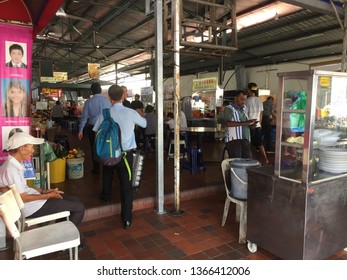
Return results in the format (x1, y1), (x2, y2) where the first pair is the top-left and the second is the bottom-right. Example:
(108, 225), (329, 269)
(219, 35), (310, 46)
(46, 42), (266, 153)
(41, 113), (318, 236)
(0, 132), (85, 229)
(166, 111), (187, 130)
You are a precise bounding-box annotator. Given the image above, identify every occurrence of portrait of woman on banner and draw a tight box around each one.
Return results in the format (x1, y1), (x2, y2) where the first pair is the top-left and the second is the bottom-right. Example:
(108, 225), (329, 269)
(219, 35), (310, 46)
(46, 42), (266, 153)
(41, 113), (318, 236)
(2, 79), (30, 117)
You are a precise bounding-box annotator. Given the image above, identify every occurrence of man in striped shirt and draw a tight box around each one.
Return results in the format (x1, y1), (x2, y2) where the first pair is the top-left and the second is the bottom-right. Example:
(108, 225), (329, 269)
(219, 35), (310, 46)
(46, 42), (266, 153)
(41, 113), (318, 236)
(223, 90), (257, 158)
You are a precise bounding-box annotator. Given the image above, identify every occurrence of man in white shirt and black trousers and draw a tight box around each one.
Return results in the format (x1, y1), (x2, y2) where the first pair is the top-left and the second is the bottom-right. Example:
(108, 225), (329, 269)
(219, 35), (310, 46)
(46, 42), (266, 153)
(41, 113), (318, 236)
(93, 85), (147, 230)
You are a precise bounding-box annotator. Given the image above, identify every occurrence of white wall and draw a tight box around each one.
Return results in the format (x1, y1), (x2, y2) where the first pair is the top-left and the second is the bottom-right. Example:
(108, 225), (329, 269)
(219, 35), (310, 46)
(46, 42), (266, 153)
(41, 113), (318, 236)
(163, 74), (195, 98)
(163, 55), (341, 99)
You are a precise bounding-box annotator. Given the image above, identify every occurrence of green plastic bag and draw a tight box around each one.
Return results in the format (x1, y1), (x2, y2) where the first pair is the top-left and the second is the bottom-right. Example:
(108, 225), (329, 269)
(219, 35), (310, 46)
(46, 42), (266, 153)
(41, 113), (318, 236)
(290, 91), (306, 133)
(43, 142), (57, 162)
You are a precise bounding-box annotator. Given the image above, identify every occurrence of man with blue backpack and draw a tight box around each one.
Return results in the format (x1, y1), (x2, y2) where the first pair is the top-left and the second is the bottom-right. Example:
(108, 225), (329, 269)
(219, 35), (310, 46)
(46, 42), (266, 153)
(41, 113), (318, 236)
(93, 84), (147, 230)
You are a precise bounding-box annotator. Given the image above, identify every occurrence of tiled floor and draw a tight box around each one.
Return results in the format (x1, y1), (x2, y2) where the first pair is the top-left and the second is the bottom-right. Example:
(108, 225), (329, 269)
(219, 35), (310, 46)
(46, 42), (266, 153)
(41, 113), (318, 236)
(1, 194), (278, 260)
(1, 127), (347, 260)
(2, 194), (347, 260)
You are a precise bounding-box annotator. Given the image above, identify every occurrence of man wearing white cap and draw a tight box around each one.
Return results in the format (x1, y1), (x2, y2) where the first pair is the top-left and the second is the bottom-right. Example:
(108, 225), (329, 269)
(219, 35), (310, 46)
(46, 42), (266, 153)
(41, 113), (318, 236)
(0, 131), (85, 228)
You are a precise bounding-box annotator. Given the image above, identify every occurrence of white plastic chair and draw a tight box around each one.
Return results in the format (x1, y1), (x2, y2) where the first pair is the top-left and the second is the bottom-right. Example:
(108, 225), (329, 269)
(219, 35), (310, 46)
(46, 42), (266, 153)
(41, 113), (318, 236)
(0, 190), (80, 260)
(8, 184), (70, 232)
(221, 159), (247, 244)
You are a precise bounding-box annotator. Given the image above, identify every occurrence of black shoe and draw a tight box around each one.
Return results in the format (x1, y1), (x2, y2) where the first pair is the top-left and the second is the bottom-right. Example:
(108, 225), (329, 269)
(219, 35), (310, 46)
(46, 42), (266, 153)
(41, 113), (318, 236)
(99, 195), (111, 203)
(78, 242), (84, 251)
(123, 221), (131, 230)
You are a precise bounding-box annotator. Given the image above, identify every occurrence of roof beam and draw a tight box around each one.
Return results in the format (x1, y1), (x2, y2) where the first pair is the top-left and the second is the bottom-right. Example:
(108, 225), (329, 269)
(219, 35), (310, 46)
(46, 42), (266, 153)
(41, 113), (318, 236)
(281, 0), (344, 17)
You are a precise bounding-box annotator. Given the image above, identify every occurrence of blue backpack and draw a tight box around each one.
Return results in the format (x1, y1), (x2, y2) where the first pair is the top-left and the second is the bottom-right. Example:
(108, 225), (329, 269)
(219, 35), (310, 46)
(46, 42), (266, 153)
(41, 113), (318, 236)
(94, 108), (123, 166)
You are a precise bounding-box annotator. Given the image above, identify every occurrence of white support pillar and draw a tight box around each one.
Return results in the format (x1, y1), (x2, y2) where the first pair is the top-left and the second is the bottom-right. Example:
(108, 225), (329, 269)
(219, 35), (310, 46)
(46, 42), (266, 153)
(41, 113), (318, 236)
(155, 0), (166, 214)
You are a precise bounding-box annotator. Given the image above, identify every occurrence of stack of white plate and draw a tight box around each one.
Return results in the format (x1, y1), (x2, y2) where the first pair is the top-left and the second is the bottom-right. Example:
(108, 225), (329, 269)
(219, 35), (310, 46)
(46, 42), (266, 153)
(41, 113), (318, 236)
(313, 129), (341, 147)
(318, 148), (347, 174)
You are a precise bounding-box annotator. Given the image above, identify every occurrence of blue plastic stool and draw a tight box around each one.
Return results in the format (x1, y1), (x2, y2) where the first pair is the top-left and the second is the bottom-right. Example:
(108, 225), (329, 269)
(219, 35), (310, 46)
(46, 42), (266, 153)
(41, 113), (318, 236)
(182, 147), (205, 175)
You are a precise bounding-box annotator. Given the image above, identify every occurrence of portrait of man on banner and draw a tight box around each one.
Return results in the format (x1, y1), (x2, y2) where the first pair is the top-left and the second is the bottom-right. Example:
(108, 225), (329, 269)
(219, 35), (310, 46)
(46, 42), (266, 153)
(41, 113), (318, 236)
(1, 78), (30, 117)
(5, 41), (28, 69)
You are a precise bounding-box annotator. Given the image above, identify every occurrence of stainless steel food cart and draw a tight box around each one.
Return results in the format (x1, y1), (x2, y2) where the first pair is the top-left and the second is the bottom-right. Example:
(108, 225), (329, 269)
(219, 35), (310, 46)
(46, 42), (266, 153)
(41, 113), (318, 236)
(246, 70), (347, 259)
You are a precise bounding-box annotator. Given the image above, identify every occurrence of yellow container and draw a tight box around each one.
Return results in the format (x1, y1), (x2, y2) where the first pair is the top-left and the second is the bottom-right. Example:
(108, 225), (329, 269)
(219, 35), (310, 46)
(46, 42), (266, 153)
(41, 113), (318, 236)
(49, 157), (66, 183)
(27, 179), (34, 187)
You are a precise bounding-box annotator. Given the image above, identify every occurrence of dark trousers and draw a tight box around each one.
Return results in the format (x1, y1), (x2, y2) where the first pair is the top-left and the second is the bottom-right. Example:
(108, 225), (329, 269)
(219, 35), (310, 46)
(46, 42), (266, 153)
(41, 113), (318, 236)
(86, 124), (99, 172)
(27, 194), (85, 227)
(262, 116), (272, 151)
(134, 126), (143, 147)
(101, 152), (134, 222)
(225, 139), (252, 159)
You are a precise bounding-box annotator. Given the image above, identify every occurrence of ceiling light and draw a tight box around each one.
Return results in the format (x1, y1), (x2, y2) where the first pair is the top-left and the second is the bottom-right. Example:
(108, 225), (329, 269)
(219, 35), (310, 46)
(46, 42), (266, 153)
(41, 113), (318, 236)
(236, 2), (302, 30)
(56, 8), (67, 17)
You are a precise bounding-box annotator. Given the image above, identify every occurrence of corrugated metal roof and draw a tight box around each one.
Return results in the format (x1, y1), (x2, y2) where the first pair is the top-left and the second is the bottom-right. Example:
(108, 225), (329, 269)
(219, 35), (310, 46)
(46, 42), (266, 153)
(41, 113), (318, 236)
(32, 0), (346, 82)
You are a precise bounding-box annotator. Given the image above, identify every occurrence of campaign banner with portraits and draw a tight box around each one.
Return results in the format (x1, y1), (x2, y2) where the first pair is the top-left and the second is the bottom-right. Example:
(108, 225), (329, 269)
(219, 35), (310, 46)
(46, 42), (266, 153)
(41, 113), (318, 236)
(0, 23), (33, 163)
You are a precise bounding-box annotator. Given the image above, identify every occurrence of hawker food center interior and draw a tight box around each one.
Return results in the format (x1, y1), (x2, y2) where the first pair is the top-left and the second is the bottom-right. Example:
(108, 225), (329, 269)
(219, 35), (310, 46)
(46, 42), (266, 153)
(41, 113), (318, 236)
(1, 0), (347, 261)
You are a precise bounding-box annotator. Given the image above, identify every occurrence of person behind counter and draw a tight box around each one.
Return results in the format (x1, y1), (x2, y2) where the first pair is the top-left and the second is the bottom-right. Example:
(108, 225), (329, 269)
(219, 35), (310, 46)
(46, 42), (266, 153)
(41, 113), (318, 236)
(223, 90), (257, 159)
(50, 100), (64, 125)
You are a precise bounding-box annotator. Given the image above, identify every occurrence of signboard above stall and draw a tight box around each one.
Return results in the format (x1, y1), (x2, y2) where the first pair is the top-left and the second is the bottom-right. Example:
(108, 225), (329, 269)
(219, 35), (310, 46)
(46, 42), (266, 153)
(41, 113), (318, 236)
(191, 77), (223, 119)
(40, 71), (68, 83)
(42, 87), (62, 98)
(192, 77), (217, 91)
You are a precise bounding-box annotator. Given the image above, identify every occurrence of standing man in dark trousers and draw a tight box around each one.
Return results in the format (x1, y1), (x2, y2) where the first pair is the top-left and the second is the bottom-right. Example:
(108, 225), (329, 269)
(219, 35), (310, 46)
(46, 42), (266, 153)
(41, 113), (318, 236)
(262, 96), (276, 152)
(245, 82), (269, 164)
(78, 83), (111, 174)
(93, 85), (147, 229)
(223, 90), (257, 159)
(130, 94), (144, 147)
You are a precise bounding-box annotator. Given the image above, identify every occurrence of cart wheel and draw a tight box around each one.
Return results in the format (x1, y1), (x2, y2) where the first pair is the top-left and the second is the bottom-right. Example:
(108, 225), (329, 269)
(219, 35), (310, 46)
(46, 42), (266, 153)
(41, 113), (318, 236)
(247, 241), (257, 253)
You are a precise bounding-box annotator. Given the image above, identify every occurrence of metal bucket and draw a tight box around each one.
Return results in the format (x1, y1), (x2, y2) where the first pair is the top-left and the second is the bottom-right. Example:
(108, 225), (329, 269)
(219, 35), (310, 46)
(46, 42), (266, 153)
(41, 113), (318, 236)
(230, 158), (260, 199)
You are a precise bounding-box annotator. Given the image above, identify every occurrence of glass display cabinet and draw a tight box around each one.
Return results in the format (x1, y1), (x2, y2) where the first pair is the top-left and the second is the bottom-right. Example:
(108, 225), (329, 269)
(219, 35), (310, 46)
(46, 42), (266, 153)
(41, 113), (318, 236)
(246, 70), (347, 259)
(275, 70), (347, 184)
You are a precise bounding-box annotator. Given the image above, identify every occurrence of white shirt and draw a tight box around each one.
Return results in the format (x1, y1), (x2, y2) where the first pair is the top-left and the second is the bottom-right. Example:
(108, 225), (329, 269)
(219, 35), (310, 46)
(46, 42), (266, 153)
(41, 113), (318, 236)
(166, 118), (175, 130)
(180, 111), (187, 128)
(93, 103), (147, 151)
(166, 111), (187, 130)
(0, 155), (46, 217)
(245, 96), (263, 128)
